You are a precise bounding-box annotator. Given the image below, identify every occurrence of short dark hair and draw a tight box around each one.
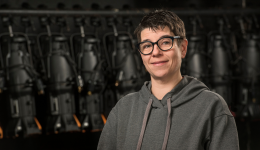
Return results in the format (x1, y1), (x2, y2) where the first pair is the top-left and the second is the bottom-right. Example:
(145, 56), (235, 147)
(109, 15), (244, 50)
(134, 9), (186, 46)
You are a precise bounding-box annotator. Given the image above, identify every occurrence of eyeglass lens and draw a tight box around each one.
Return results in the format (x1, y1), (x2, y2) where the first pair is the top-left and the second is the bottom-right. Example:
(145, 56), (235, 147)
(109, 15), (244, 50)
(139, 37), (173, 54)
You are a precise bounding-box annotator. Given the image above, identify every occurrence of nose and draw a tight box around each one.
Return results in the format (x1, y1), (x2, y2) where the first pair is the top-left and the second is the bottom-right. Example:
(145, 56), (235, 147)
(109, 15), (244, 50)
(152, 43), (162, 56)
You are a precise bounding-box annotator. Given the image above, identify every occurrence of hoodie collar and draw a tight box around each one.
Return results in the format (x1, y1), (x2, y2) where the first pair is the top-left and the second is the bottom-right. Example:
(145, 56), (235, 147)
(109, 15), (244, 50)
(139, 76), (209, 109)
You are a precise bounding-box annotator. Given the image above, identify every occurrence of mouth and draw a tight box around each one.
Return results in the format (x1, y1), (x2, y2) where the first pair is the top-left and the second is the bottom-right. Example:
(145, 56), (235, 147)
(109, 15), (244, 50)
(151, 61), (168, 66)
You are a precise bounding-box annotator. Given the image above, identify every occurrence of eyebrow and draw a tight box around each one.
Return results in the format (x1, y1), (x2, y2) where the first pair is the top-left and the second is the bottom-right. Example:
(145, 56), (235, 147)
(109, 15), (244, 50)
(141, 34), (173, 42)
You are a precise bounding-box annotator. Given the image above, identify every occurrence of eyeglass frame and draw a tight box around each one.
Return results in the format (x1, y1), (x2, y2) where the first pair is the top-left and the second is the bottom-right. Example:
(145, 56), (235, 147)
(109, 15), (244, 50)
(136, 36), (183, 55)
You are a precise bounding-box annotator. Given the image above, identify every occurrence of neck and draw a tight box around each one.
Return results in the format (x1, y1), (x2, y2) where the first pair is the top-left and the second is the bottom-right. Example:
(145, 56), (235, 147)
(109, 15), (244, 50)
(151, 72), (183, 100)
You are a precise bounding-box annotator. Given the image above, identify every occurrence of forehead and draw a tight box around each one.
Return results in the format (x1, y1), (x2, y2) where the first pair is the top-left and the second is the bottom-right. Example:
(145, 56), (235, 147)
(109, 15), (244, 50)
(140, 26), (173, 42)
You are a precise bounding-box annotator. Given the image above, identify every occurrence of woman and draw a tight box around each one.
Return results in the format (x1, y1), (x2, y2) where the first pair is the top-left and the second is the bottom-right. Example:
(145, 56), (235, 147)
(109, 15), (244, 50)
(98, 10), (239, 150)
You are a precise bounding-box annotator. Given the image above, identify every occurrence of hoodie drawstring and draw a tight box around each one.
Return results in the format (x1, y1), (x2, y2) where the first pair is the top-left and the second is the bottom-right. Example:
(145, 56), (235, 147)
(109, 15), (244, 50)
(136, 98), (172, 150)
(137, 98), (153, 150)
(162, 98), (172, 150)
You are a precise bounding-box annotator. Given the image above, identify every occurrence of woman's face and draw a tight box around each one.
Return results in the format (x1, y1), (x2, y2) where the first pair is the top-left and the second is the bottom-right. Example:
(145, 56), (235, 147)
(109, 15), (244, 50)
(140, 26), (188, 81)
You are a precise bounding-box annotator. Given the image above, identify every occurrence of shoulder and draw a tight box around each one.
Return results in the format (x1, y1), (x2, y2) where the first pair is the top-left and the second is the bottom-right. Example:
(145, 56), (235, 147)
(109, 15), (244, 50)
(112, 91), (141, 112)
(117, 92), (140, 105)
(199, 90), (233, 117)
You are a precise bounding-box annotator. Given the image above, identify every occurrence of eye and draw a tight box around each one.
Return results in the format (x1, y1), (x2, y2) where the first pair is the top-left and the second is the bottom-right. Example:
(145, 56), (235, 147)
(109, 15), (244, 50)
(162, 41), (170, 45)
(159, 38), (172, 46)
(141, 43), (152, 49)
(144, 45), (151, 48)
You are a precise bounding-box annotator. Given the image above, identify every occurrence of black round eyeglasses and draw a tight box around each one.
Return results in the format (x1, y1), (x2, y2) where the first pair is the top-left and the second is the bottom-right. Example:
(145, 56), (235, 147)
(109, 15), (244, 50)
(136, 36), (183, 55)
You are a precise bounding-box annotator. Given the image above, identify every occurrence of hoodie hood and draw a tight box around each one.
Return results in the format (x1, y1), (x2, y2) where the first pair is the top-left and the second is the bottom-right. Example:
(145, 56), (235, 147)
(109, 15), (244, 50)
(139, 75), (209, 109)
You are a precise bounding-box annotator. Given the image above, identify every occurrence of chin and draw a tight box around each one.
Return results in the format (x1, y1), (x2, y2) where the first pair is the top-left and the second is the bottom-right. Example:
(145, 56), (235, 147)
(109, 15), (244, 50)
(151, 72), (169, 80)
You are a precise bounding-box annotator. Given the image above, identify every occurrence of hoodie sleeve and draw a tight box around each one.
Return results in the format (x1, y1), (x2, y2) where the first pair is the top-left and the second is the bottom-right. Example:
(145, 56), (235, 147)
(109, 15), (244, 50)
(97, 108), (117, 150)
(207, 114), (239, 150)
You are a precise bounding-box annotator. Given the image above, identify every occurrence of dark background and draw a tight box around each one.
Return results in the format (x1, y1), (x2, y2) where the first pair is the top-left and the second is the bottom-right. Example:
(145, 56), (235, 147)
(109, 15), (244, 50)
(0, 0), (260, 150)
(0, 0), (260, 9)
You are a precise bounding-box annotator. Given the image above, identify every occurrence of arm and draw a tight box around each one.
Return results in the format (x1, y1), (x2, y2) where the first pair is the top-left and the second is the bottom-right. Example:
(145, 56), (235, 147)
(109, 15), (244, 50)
(207, 115), (239, 150)
(97, 109), (117, 150)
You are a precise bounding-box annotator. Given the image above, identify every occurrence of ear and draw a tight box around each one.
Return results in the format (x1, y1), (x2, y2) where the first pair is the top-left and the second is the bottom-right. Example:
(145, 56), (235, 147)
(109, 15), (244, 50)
(180, 39), (188, 58)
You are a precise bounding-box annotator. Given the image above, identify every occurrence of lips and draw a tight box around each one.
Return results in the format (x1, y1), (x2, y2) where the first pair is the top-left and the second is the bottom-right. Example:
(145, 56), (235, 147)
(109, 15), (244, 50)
(151, 61), (168, 66)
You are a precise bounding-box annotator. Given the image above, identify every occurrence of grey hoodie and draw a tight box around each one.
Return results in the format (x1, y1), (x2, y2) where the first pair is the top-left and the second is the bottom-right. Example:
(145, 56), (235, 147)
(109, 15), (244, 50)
(98, 76), (239, 150)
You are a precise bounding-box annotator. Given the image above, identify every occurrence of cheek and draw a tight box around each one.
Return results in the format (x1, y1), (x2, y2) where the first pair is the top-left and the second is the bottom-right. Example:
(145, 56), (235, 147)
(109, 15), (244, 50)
(141, 56), (148, 65)
(170, 50), (181, 65)
(141, 57), (151, 71)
